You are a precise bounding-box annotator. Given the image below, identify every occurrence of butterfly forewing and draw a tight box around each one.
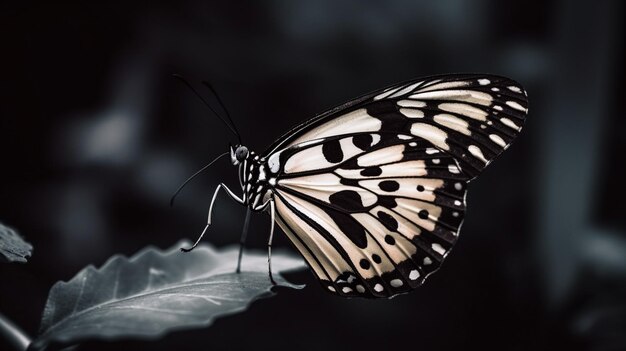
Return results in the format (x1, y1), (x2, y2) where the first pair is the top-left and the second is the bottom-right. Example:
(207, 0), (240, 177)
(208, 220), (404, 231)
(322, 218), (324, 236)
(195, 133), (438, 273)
(263, 74), (528, 298)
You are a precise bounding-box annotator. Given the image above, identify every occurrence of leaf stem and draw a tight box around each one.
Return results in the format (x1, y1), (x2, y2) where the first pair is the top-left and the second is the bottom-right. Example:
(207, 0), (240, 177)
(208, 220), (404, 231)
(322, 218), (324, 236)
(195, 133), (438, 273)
(0, 312), (31, 351)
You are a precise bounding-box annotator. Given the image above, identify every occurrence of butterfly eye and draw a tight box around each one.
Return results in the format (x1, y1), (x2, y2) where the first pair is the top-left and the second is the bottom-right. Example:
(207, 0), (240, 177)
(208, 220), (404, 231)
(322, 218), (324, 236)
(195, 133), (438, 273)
(235, 146), (249, 161)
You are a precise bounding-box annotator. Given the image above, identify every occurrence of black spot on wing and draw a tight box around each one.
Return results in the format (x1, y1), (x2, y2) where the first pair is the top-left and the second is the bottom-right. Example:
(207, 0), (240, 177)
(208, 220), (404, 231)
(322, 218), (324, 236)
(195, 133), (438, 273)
(360, 166), (382, 176)
(379, 180), (400, 192)
(377, 196), (397, 208)
(328, 190), (367, 212)
(353, 134), (373, 150)
(418, 210), (429, 219)
(324, 207), (368, 249)
(377, 211), (398, 231)
(322, 139), (343, 163)
(365, 100), (412, 133)
(339, 178), (360, 187)
(371, 254), (382, 263)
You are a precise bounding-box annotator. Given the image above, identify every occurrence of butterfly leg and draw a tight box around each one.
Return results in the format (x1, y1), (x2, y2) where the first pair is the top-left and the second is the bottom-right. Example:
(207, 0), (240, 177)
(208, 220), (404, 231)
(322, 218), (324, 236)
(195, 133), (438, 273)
(181, 183), (243, 252)
(267, 199), (277, 285)
(236, 208), (252, 273)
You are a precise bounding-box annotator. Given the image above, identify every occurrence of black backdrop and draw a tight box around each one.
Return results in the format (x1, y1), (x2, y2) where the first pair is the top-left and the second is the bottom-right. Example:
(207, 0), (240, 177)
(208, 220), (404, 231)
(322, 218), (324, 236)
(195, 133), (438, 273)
(1, 1), (624, 350)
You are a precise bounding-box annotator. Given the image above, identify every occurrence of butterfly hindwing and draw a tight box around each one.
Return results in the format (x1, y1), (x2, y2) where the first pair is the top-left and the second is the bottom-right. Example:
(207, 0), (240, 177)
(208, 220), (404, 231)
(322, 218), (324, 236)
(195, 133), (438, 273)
(273, 134), (467, 297)
(263, 74), (528, 297)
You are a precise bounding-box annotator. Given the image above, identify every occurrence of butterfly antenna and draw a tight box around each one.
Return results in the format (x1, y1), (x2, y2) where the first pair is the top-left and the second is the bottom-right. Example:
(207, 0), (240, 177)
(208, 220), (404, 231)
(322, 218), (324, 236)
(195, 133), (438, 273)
(202, 80), (242, 144)
(170, 152), (229, 206)
(172, 74), (240, 142)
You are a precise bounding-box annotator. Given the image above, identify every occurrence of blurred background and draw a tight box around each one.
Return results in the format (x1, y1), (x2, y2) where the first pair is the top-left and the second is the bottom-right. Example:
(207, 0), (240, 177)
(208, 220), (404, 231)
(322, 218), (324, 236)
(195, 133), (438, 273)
(0, 1), (624, 350)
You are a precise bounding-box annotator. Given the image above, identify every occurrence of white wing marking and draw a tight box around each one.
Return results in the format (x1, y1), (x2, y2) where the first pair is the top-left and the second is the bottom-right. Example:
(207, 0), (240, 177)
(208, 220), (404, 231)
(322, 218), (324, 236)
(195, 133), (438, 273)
(356, 144), (405, 167)
(433, 114), (471, 136)
(287, 109), (382, 147)
(397, 100), (426, 108)
(409, 90), (492, 106)
(410, 123), (449, 151)
(438, 102), (488, 121)
(399, 108), (425, 118)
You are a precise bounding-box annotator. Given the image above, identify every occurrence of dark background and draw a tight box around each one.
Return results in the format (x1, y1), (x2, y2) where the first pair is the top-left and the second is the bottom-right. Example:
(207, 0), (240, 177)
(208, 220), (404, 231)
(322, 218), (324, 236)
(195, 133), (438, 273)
(1, 1), (624, 350)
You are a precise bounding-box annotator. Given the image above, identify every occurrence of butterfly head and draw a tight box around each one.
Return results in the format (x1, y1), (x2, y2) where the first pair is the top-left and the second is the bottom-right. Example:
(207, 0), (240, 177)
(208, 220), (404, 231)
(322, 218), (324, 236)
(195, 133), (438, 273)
(230, 144), (250, 165)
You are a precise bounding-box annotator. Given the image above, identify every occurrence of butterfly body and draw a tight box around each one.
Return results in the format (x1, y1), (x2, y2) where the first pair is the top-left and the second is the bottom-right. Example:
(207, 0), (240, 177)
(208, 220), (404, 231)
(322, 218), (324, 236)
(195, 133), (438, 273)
(198, 74), (527, 298)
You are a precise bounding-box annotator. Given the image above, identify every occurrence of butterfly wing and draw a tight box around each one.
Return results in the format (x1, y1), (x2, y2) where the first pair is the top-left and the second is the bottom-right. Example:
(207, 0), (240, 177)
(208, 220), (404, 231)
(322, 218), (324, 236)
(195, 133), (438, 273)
(263, 74), (528, 297)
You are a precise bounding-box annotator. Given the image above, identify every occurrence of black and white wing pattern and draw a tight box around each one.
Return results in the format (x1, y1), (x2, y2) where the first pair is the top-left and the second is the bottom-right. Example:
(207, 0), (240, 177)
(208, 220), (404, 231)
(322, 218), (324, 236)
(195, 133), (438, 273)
(263, 74), (528, 298)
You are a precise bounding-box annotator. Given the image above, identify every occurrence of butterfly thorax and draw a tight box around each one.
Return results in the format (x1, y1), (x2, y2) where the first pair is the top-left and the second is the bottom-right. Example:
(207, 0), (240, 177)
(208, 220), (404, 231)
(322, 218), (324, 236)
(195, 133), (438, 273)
(239, 151), (275, 211)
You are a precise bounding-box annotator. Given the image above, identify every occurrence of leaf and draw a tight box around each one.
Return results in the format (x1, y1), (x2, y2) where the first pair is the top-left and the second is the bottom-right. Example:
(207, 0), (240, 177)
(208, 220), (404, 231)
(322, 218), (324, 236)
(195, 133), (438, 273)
(30, 241), (306, 350)
(0, 222), (33, 263)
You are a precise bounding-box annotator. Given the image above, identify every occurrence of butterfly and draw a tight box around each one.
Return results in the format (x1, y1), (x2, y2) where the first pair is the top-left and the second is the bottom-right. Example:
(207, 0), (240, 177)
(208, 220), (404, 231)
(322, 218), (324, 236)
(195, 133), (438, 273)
(176, 74), (528, 298)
